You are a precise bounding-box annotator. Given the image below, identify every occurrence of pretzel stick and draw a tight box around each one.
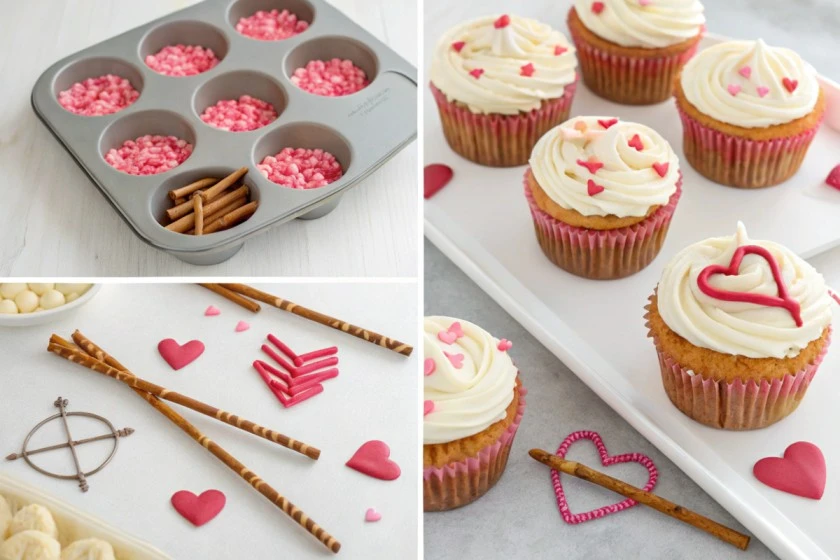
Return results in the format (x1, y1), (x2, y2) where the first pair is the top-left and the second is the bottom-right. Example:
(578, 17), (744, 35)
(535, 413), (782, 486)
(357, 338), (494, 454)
(193, 196), (204, 236)
(49, 337), (319, 460)
(198, 283), (261, 313)
(167, 190), (207, 222)
(200, 166), (248, 203)
(528, 449), (750, 551)
(53, 332), (340, 553)
(173, 197), (186, 205)
(203, 201), (258, 234)
(186, 197), (249, 234)
(169, 177), (217, 201)
(165, 186), (249, 233)
(219, 284), (414, 356)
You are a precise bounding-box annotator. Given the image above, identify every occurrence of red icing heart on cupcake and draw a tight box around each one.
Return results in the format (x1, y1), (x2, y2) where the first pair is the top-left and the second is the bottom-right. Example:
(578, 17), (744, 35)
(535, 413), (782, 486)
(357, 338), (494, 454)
(346, 440), (401, 480)
(753, 442), (825, 499)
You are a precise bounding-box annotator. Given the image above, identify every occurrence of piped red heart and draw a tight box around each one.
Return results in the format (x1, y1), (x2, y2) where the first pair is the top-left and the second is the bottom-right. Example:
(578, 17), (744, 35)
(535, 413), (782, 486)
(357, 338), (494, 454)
(469, 68), (484, 79)
(424, 164), (453, 199)
(592, 1), (605, 14)
(171, 490), (226, 527)
(697, 244), (803, 327)
(627, 134), (644, 151)
(554, 45), (568, 56)
(577, 158), (604, 174)
(494, 14), (511, 28)
(597, 118), (618, 129)
(158, 339), (205, 370)
(451, 41), (465, 53)
(753, 442), (826, 499)
(587, 179), (605, 196)
(346, 440), (401, 481)
(652, 162), (669, 178)
(520, 63), (535, 77)
(782, 77), (798, 93)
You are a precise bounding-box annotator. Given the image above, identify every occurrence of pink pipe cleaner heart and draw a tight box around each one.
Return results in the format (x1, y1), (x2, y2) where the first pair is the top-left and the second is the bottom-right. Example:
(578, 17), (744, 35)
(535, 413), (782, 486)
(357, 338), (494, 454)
(424, 358), (436, 376)
(551, 431), (658, 524)
(365, 508), (382, 522)
(753, 442), (825, 499)
(204, 305), (220, 316)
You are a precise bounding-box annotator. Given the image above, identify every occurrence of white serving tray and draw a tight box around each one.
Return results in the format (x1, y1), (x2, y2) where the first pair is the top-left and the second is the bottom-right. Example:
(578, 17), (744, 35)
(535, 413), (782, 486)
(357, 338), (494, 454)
(424, 34), (840, 560)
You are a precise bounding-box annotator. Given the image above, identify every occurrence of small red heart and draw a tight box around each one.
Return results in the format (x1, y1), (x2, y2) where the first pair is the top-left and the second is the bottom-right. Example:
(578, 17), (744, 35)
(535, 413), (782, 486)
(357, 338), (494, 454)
(171, 490), (225, 527)
(554, 46), (568, 56)
(826, 164), (840, 191)
(753, 442), (825, 499)
(597, 118), (618, 129)
(158, 339), (205, 370)
(520, 63), (535, 77)
(447, 321), (464, 338)
(423, 400), (434, 416)
(577, 158), (604, 174)
(652, 162), (669, 177)
(444, 351), (464, 368)
(346, 440), (401, 481)
(782, 77), (798, 93)
(592, 1), (605, 14)
(424, 358), (436, 376)
(627, 134), (644, 151)
(469, 68), (484, 79)
(424, 164), (453, 199)
(438, 330), (457, 344)
(494, 14), (511, 28)
(587, 179), (605, 196)
(451, 41), (465, 53)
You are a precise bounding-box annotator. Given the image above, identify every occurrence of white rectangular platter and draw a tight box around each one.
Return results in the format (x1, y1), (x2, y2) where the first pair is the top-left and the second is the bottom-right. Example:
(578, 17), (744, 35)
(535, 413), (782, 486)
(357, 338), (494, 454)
(424, 26), (840, 560)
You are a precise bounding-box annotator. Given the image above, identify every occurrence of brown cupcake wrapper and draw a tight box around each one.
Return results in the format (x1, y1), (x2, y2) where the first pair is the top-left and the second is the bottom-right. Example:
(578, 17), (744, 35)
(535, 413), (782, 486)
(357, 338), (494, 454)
(423, 387), (527, 512)
(430, 82), (577, 167)
(524, 170), (682, 279)
(676, 101), (823, 188)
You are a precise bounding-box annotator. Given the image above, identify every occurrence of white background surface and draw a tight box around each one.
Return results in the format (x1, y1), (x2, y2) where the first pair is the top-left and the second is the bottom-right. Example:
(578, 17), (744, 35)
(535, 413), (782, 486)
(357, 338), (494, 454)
(0, 283), (418, 559)
(0, 0), (418, 277)
(424, 1), (840, 559)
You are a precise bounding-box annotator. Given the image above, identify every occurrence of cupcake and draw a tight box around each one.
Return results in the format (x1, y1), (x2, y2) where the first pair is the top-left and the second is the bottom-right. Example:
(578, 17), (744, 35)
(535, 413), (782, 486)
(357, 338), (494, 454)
(429, 14), (578, 167)
(423, 316), (525, 511)
(676, 39), (825, 188)
(525, 116), (682, 279)
(567, 0), (704, 105)
(646, 222), (833, 430)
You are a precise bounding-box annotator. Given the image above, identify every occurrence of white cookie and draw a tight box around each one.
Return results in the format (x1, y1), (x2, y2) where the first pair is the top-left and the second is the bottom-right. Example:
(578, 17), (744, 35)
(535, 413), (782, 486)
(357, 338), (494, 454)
(0, 530), (60, 560)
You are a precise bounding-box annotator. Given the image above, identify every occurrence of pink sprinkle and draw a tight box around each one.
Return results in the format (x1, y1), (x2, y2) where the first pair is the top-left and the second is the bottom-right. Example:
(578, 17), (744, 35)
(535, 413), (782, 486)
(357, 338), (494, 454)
(494, 14), (511, 29)
(452, 41), (466, 52)
(497, 339), (512, 351)
(145, 44), (219, 77)
(469, 68), (484, 79)
(727, 84), (742, 96)
(200, 95), (278, 132)
(235, 9), (309, 41)
(826, 164), (840, 191)
(554, 45), (568, 56)
(257, 147), (343, 189)
(757, 86), (770, 98)
(424, 400), (434, 416)
(205, 305), (221, 316)
(235, 321), (250, 332)
(443, 351), (464, 369)
(291, 59), (369, 97)
(424, 358), (436, 376)
(104, 134), (193, 175)
(738, 66), (752, 79)
(587, 179), (605, 196)
(57, 74), (139, 116)
(520, 63), (535, 77)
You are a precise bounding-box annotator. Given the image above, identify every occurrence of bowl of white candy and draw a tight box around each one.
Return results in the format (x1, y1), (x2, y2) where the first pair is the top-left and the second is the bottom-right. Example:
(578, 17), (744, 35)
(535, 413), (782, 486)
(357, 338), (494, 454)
(0, 283), (100, 327)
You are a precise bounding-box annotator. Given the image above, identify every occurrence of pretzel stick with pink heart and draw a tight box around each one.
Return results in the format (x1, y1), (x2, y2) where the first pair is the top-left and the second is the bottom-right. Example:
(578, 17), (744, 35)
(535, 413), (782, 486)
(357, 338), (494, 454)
(529, 449), (751, 551)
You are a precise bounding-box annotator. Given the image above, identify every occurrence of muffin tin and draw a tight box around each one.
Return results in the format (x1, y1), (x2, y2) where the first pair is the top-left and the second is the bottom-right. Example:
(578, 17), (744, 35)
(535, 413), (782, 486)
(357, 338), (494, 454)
(31, 0), (417, 265)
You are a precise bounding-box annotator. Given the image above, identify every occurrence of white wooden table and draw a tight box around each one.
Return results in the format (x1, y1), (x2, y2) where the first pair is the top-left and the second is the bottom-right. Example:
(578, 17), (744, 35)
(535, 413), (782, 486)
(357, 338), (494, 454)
(0, 0), (417, 277)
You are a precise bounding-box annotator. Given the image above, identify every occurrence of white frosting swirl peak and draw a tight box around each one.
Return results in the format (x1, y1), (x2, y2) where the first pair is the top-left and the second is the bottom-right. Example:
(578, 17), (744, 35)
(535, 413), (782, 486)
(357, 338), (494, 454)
(657, 223), (833, 359)
(681, 39), (820, 128)
(424, 316), (517, 445)
(430, 15), (577, 115)
(530, 116), (680, 218)
(574, 0), (705, 48)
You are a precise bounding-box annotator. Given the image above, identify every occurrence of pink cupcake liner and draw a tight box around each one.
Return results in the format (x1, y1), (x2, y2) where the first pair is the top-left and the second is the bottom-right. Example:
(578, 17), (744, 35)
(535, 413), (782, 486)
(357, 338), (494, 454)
(524, 169), (682, 279)
(651, 327), (832, 430)
(430, 81), (577, 167)
(676, 102), (823, 188)
(423, 386), (527, 511)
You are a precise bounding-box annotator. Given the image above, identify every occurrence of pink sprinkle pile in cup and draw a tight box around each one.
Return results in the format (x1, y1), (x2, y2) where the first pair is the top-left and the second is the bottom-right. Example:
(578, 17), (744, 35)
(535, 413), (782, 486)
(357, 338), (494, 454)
(291, 59), (370, 97)
(58, 74), (140, 116)
(235, 9), (309, 40)
(105, 135), (193, 175)
(200, 95), (278, 132)
(145, 45), (219, 77)
(258, 148), (343, 189)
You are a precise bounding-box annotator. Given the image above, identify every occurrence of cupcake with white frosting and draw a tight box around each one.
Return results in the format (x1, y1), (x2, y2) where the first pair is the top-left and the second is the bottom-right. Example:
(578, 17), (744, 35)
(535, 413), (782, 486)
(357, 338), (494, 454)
(676, 39), (825, 188)
(646, 222), (833, 429)
(429, 14), (578, 166)
(567, 0), (705, 104)
(525, 116), (682, 279)
(423, 316), (525, 511)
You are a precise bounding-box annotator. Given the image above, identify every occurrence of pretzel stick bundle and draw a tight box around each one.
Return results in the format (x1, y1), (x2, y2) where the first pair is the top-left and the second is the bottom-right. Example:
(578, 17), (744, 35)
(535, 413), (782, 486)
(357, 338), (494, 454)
(163, 167), (257, 236)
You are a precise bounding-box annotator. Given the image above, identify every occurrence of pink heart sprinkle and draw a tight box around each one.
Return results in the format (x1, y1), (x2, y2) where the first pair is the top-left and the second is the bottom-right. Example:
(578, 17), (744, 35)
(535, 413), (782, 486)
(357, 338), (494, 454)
(782, 77), (798, 93)
(204, 305), (220, 316)
(447, 322), (464, 338)
(494, 14), (511, 28)
(235, 321), (250, 332)
(424, 163), (453, 199)
(438, 330), (457, 344)
(652, 162), (669, 178)
(365, 508), (382, 522)
(424, 358), (436, 376)
(554, 46), (568, 56)
(727, 84), (742, 96)
(757, 86), (770, 98)
(469, 68), (484, 79)
(597, 118), (618, 129)
(627, 134), (644, 151)
(423, 400), (435, 416)
(826, 164), (840, 191)
(592, 1), (605, 14)
(520, 62), (535, 77)
(576, 158), (604, 174)
(497, 339), (512, 351)
(639, 0), (651, 5)
(738, 66), (752, 79)
(574, 121), (588, 133)
(587, 179), (605, 196)
(452, 41), (465, 52)
(444, 351), (464, 368)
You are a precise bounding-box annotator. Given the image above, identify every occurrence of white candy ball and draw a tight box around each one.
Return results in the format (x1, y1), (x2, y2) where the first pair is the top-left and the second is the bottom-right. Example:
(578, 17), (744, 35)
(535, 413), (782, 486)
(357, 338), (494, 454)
(0, 299), (18, 314)
(55, 283), (92, 296)
(14, 290), (39, 314)
(39, 290), (66, 310)
(27, 283), (54, 296)
(0, 283), (28, 299)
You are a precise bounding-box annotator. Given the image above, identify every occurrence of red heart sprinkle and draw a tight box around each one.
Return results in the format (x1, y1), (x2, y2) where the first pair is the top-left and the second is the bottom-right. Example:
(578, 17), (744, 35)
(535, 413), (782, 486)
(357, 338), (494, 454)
(158, 339), (205, 371)
(346, 440), (401, 480)
(587, 179), (605, 196)
(782, 77), (798, 93)
(753, 442), (826, 499)
(697, 244), (803, 326)
(826, 164), (840, 191)
(424, 164), (453, 199)
(424, 358), (436, 376)
(423, 400), (434, 416)
(554, 46), (568, 56)
(592, 1), (605, 14)
(520, 63), (535, 77)
(469, 68), (484, 79)
(597, 118), (618, 129)
(494, 14), (511, 28)
(171, 490), (225, 527)
(438, 330), (457, 344)
(628, 134), (644, 151)
(451, 41), (465, 52)
(448, 321), (464, 338)
(577, 158), (604, 174)
(444, 351), (464, 368)
(652, 162), (669, 177)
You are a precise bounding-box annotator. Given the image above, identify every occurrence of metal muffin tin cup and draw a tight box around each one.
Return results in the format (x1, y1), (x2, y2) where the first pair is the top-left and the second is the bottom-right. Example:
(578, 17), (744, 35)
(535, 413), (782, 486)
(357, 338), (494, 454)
(32, 0), (417, 265)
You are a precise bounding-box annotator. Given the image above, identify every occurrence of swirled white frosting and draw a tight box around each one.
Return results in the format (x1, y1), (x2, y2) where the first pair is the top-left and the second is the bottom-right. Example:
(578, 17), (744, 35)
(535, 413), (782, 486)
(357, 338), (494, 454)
(657, 222), (833, 359)
(530, 116), (679, 218)
(430, 14), (577, 115)
(681, 39), (820, 128)
(424, 316), (517, 445)
(573, 0), (704, 48)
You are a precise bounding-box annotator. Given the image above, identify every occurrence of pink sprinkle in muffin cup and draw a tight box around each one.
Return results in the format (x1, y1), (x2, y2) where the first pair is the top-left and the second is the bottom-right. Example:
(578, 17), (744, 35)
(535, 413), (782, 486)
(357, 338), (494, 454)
(105, 135), (193, 176)
(258, 148), (343, 189)
(58, 74), (139, 116)
(235, 8), (309, 40)
(200, 95), (278, 132)
(291, 59), (370, 97)
(145, 44), (220, 77)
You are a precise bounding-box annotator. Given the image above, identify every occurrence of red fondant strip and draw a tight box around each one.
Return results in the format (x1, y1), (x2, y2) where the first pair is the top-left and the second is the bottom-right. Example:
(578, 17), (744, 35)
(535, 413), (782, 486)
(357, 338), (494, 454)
(261, 343), (296, 372)
(295, 356), (339, 376)
(294, 346), (339, 366)
(267, 334), (299, 362)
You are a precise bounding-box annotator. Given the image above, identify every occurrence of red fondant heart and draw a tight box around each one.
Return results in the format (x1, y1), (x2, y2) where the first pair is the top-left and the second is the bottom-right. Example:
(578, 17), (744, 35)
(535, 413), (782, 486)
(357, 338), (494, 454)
(597, 118), (618, 129)
(158, 339), (205, 370)
(782, 77), (798, 93)
(587, 179), (605, 196)
(652, 162), (669, 178)
(753, 442), (825, 499)
(627, 134), (644, 151)
(346, 440), (401, 481)
(451, 41), (465, 53)
(697, 244), (803, 326)
(171, 490), (226, 527)
(424, 164), (453, 199)
(577, 158), (604, 174)
(551, 431), (658, 524)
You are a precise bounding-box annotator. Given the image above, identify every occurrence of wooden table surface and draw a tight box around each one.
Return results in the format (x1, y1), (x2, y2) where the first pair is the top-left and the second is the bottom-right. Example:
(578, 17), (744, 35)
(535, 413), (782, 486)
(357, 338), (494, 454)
(0, 0), (418, 277)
